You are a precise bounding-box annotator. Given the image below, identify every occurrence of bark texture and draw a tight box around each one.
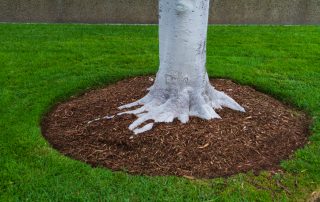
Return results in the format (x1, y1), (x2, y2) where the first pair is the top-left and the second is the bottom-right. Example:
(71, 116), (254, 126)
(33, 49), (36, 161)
(119, 0), (245, 134)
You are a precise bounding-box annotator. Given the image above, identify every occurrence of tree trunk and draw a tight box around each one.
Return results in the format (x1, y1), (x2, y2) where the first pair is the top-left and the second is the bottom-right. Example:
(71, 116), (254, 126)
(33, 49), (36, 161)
(119, 0), (245, 134)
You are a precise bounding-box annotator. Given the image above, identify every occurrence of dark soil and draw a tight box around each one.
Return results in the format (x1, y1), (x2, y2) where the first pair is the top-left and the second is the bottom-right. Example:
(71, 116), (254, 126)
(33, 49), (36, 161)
(41, 76), (310, 178)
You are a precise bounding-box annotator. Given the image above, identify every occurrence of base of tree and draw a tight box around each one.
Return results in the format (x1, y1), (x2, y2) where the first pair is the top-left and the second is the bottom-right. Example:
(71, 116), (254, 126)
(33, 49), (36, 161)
(41, 76), (310, 178)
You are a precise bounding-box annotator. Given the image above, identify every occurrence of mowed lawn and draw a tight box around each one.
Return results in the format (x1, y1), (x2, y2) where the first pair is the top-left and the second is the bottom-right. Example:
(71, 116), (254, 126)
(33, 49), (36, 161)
(0, 24), (319, 201)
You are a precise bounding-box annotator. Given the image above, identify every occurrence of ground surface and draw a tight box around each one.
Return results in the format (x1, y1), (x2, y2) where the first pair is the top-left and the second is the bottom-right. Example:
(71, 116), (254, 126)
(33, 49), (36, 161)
(0, 24), (320, 201)
(42, 76), (310, 178)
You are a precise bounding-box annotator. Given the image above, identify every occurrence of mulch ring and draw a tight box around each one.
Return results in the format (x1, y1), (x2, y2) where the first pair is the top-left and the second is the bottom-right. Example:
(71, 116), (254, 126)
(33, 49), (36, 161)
(41, 76), (311, 179)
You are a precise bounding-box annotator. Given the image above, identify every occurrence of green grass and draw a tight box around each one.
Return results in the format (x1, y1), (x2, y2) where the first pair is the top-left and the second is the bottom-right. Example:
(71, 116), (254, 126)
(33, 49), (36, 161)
(0, 23), (319, 201)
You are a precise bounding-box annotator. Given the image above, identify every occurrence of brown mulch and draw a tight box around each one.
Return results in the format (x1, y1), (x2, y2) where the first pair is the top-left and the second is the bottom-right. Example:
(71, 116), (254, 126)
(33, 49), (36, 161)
(41, 76), (311, 178)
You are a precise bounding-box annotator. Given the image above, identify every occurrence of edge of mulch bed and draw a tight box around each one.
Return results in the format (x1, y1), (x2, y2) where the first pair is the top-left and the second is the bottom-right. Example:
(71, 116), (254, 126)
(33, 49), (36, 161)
(41, 76), (311, 179)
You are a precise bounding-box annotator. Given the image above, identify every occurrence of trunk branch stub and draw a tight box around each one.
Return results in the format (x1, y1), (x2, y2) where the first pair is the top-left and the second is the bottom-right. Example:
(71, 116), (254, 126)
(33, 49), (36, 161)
(116, 0), (245, 135)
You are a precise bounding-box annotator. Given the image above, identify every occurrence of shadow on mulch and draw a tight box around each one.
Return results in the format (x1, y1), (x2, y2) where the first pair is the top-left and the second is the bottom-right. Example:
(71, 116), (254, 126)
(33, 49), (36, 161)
(41, 76), (311, 179)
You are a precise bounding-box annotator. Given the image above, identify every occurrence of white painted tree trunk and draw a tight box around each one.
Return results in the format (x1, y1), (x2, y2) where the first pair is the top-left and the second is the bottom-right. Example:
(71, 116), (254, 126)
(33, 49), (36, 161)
(119, 0), (245, 134)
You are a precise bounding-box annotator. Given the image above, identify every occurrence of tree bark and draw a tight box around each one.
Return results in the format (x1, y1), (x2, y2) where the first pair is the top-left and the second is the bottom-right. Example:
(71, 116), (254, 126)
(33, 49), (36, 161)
(119, 0), (245, 134)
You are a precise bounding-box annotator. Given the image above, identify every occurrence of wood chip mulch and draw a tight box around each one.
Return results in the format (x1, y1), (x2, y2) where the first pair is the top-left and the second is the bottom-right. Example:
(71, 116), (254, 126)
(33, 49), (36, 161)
(41, 76), (311, 178)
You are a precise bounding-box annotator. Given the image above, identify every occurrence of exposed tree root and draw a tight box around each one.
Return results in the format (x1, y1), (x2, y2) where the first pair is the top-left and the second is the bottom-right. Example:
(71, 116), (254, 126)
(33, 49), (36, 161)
(118, 82), (245, 134)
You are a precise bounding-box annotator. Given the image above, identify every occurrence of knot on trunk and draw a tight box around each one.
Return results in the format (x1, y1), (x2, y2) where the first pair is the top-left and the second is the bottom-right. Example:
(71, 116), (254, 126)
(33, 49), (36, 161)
(175, 0), (194, 14)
